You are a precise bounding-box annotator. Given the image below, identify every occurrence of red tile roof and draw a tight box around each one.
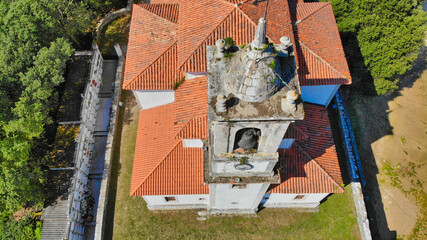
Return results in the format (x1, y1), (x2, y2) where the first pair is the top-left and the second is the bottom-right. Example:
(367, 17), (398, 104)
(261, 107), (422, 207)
(138, 3), (179, 23)
(287, 104), (343, 182)
(128, 0), (347, 197)
(124, 41), (178, 90)
(131, 94), (344, 196)
(123, 0), (351, 90)
(238, 0), (295, 44)
(131, 104), (179, 195)
(296, 42), (350, 86)
(174, 115), (208, 140)
(123, 4), (177, 89)
(179, 7), (257, 72)
(223, 0), (243, 4)
(150, 0), (179, 3)
(269, 103), (344, 193)
(269, 145), (344, 194)
(172, 76), (208, 137)
(130, 77), (208, 196)
(289, 1), (328, 23)
(177, 0), (234, 68)
(132, 141), (208, 196)
(293, 2), (351, 85)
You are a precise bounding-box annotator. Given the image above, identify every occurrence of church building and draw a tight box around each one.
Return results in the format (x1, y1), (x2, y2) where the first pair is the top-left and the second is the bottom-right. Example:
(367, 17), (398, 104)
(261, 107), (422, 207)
(123, 0), (351, 214)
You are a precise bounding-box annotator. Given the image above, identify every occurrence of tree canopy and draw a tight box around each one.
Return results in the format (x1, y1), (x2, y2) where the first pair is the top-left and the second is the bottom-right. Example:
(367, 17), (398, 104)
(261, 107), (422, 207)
(0, 37), (74, 215)
(0, 0), (123, 222)
(324, 0), (426, 94)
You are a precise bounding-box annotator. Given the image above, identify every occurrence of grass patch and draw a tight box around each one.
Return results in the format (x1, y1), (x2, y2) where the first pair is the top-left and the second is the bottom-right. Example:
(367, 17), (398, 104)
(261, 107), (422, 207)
(173, 77), (185, 90)
(99, 14), (131, 56)
(108, 92), (360, 240)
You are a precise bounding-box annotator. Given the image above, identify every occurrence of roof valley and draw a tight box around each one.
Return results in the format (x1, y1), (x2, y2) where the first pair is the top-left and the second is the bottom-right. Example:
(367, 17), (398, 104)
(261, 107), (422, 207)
(137, 3), (179, 23)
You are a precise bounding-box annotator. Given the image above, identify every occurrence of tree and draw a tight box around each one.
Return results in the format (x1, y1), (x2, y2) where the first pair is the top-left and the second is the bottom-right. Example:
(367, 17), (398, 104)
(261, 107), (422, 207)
(324, 0), (426, 94)
(0, 38), (74, 215)
(0, 0), (119, 222)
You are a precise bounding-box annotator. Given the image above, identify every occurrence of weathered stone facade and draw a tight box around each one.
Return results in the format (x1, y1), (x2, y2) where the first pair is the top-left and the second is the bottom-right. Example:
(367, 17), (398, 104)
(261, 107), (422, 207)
(205, 18), (304, 214)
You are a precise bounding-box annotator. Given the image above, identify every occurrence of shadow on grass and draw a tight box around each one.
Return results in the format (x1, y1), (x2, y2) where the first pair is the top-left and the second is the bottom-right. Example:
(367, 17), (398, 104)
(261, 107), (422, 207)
(103, 92), (133, 240)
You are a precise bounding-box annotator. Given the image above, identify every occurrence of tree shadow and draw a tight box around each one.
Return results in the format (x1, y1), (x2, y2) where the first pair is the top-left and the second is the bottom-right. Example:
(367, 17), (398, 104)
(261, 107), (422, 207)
(340, 32), (397, 239)
(122, 90), (137, 125)
(327, 105), (351, 185)
(388, 46), (427, 101)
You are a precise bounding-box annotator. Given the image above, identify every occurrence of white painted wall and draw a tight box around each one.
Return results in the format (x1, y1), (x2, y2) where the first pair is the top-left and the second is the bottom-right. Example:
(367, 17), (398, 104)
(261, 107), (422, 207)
(143, 194), (209, 210)
(186, 72), (207, 79)
(301, 85), (340, 107)
(182, 139), (204, 148)
(134, 90), (175, 110)
(209, 183), (269, 212)
(261, 193), (329, 208)
(278, 138), (295, 149)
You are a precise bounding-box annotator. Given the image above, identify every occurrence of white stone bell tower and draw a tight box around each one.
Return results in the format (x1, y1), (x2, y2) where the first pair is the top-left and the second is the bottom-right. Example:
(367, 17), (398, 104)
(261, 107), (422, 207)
(205, 17), (304, 214)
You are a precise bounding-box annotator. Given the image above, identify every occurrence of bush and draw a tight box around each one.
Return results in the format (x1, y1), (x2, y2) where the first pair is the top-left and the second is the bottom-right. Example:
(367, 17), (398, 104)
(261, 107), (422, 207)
(0, 212), (41, 240)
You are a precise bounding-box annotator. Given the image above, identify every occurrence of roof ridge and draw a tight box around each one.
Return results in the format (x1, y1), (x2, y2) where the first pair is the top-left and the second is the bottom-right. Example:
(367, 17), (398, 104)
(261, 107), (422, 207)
(236, 4), (258, 28)
(298, 41), (349, 80)
(222, 0), (253, 5)
(174, 116), (195, 139)
(123, 40), (178, 89)
(294, 143), (344, 192)
(174, 114), (207, 139)
(136, 3), (179, 24)
(178, 7), (273, 71)
(173, 115), (204, 139)
(294, 2), (329, 24)
(131, 140), (181, 196)
(178, 6), (235, 69)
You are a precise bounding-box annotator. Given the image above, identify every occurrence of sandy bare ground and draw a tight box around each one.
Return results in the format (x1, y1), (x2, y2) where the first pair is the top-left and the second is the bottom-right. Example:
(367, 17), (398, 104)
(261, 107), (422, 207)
(373, 68), (427, 237)
(346, 47), (426, 239)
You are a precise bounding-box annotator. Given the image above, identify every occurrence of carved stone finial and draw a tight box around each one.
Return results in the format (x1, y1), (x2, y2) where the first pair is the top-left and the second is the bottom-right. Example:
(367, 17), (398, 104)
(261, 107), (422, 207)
(216, 39), (226, 58)
(280, 36), (291, 48)
(282, 90), (298, 111)
(216, 95), (227, 112)
(251, 18), (266, 49)
(277, 36), (292, 56)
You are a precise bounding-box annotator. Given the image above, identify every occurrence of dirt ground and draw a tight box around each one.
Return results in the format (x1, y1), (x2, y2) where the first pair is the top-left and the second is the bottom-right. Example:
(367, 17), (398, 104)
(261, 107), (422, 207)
(374, 68), (427, 238)
(346, 48), (426, 239)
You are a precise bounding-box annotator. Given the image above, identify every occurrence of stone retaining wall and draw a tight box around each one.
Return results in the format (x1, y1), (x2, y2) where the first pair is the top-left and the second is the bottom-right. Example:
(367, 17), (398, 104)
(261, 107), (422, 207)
(93, 43), (124, 240)
(351, 182), (371, 240)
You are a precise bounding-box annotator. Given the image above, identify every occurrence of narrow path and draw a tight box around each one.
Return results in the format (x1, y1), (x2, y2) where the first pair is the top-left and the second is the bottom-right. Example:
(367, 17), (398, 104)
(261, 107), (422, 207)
(84, 59), (118, 240)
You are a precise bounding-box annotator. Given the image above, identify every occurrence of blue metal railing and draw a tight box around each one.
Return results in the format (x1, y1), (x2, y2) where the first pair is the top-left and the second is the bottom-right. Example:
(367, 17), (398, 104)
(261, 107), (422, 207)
(335, 90), (366, 187)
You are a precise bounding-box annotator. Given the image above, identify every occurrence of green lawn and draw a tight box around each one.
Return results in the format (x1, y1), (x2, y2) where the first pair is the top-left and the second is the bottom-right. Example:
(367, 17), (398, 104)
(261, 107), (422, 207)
(107, 91), (360, 240)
